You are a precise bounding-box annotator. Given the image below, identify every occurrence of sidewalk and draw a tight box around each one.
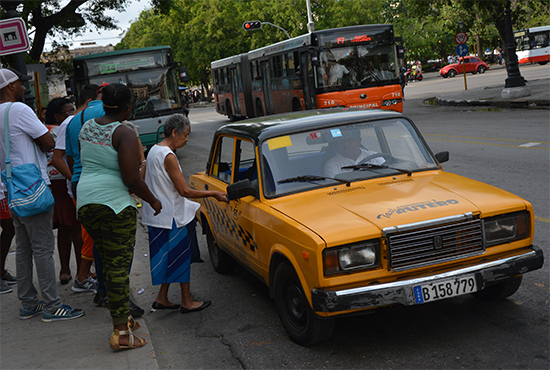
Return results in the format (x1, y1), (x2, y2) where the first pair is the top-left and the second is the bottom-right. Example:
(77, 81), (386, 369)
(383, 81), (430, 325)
(435, 64), (550, 109)
(0, 212), (160, 370)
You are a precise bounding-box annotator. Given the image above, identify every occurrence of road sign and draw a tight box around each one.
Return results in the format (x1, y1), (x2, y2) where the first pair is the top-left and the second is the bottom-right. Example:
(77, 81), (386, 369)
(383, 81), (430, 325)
(456, 44), (469, 57)
(454, 31), (468, 45)
(0, 18), (30, 56)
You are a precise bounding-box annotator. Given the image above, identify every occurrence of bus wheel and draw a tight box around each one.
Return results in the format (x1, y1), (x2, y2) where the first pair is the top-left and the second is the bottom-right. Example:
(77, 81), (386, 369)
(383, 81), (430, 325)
(227, 102), (236, 122)
(256, 101), (264, 116)
(538, 61), (548, 65)
(292, 99), (302, 111)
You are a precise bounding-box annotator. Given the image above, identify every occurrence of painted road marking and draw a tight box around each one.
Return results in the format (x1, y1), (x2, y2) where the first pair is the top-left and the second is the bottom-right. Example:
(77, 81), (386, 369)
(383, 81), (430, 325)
(535, 216), (549, 223)
(519, 142), (541, 147)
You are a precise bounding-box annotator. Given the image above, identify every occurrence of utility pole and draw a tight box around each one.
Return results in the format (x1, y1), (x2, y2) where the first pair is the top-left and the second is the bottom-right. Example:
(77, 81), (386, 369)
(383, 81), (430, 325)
(306, 0), (314, 33)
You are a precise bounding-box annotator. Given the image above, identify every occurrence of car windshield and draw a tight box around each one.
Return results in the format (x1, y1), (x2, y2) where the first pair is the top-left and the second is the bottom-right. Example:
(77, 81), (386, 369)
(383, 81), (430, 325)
(260, 118), (439, 197)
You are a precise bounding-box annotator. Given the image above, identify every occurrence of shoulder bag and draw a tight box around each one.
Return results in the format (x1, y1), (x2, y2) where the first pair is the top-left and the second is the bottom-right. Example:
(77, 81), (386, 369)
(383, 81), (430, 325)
(1, 103), (55, 218)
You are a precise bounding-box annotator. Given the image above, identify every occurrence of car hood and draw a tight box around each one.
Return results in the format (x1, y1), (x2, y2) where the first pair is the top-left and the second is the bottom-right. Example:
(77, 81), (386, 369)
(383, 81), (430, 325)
(269, 171), (528, 245)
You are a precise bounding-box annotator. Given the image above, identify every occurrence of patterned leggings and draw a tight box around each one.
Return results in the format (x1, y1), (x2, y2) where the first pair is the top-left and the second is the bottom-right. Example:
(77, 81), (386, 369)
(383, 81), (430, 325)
(78, 204), (136, 326)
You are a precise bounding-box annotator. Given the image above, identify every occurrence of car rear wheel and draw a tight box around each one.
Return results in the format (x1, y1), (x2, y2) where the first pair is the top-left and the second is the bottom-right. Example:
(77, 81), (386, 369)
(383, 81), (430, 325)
(206, 224), (235, 274)
(273, 262), (335, 346)
(448, 69), (457, 78)
(472, 276), (523, 301)
(478, 66), (487, 74)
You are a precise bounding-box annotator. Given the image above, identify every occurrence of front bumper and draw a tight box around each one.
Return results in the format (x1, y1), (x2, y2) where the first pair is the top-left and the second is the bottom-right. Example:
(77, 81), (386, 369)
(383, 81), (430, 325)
(311, 246), (544, 313)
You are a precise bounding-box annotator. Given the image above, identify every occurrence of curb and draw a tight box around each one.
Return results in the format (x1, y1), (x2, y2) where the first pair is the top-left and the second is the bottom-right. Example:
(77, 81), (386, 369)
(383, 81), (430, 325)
(435, 96), (550, 109)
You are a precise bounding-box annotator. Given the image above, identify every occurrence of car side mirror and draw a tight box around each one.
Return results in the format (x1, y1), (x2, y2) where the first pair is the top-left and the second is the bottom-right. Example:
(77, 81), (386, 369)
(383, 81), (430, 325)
(435, 151), (449, 164)
(227, 179), (258, 200)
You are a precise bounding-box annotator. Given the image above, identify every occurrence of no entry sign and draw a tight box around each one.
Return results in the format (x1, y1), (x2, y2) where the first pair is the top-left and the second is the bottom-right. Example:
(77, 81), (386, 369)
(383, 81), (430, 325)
(0, 18), (30, 56)
(454, 31), (468, 45)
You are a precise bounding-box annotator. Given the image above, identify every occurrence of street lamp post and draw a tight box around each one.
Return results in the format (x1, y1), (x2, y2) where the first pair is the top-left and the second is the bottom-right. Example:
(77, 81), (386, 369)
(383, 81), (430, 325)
(1, 0), (35, 107)
(501, 0), (531, 99)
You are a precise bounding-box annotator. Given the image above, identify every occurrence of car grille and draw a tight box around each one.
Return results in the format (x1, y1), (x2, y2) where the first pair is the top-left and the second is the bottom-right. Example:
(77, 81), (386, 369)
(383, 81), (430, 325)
(387, 218), (484, 271)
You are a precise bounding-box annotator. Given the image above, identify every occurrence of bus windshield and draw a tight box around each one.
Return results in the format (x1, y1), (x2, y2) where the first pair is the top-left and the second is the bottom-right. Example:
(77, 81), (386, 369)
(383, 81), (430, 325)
(317, 44), (398, 90)
(87, 67), (181, 118)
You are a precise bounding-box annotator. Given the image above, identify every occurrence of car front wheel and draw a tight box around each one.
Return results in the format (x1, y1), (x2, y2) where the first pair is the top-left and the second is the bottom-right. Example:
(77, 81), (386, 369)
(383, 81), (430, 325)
(472, 276), (523, 301)
(273, 262), (335, 346)
(448, 69), (457, 78)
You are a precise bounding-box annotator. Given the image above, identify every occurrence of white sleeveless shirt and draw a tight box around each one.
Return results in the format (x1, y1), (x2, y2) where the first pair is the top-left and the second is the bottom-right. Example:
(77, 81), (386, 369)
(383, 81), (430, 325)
(141, 144), (199, 229)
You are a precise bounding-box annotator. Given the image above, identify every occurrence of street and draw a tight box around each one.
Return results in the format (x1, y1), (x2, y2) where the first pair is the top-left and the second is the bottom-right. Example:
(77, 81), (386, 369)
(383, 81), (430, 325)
(144, 64), (549, 369)
(1, 65), (547, 370)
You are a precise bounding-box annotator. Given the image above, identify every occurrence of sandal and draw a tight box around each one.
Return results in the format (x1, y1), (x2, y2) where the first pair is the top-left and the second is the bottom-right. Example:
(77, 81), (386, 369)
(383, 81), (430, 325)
(128, 315), (140, 331)
(109, 328), (147, 350)
(59, 274), (72, 285)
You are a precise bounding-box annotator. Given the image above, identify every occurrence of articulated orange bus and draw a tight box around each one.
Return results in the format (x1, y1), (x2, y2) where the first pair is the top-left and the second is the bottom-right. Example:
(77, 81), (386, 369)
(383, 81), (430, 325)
(212, 24), (404, 121)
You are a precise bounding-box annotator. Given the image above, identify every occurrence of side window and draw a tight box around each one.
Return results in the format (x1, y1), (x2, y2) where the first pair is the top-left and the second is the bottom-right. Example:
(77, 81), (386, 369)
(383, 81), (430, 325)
(235, 140), (257, 182)
(210, 136), (234, 184)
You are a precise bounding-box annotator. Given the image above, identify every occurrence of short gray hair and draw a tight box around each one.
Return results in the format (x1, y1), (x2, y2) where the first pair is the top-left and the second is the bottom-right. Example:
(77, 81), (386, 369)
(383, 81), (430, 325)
(163, 113), (190, 138)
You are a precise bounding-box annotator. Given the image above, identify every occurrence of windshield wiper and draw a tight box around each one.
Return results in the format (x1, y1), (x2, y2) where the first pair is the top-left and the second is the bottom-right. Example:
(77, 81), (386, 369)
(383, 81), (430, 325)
(133, 93), (160, 117)
(342, 163), (412, 176)
(278, 175), (350, 186)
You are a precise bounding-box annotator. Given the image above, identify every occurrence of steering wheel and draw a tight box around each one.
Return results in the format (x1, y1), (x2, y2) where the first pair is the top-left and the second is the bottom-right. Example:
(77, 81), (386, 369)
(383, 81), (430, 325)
(357, 152), (395, 165)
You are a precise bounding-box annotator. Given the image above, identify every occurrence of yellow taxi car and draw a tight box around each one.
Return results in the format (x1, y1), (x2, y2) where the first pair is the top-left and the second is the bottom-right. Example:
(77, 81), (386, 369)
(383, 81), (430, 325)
(189, 109), (544, 345)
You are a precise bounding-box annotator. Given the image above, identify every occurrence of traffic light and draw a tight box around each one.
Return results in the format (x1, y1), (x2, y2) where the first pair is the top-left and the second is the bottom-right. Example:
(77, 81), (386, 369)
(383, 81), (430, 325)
(243, 21), (262, 31)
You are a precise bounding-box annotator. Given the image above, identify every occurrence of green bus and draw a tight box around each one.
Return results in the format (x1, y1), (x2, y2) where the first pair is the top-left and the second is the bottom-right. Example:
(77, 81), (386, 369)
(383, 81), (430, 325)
(70, 45), (189, 146)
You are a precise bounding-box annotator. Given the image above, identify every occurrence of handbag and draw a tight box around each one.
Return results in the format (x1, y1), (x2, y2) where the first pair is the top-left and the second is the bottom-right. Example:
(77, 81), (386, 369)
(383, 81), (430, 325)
(1, 103), (54, 218)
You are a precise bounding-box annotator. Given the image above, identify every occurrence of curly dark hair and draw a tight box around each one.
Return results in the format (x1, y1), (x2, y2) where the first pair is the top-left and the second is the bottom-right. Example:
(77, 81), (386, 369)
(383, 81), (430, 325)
(45, 97), (73, 125)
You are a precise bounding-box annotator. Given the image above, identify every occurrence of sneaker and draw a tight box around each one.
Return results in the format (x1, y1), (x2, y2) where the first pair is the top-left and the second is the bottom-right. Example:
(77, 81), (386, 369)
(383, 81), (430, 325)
(1, 270), (16, 285)
(71, 278), (97, 293)
(19, 302), (44, 319)
(129, 299), (144, 318)
(0, 280), (13, 294)
(41, 304), (85, 322)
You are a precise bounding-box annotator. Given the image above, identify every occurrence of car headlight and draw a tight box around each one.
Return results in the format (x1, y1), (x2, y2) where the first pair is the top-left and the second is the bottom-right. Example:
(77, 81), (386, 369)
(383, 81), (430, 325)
(323, 241), (379, 275)
(483, 211), (530, 247)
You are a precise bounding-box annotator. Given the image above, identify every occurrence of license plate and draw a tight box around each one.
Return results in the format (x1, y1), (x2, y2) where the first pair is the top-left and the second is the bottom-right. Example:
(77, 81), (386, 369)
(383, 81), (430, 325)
(413, 275), (477, 304)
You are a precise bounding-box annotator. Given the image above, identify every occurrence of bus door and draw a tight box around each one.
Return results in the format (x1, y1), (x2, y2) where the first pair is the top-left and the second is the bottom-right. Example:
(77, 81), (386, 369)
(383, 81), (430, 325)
(260, 60), (274, 115)
(300, 52), (317, 110)
(230, 67), (241, 115)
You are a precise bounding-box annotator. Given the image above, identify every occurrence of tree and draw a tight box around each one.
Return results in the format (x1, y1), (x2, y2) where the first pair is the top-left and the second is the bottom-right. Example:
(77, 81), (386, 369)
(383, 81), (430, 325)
(0, 0), (131, 62)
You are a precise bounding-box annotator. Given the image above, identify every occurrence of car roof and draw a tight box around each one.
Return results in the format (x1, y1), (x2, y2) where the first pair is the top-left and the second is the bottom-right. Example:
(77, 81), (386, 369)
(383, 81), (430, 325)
(215, 109), (407, 144)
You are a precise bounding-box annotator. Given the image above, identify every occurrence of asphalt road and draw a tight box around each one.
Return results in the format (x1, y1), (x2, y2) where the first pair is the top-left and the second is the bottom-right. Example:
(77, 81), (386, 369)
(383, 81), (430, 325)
(150, 65), (550, 369)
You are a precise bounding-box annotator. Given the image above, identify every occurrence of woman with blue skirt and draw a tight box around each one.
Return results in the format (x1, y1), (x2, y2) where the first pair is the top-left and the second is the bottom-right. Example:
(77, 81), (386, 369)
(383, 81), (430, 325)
(141, 114), (227, 313)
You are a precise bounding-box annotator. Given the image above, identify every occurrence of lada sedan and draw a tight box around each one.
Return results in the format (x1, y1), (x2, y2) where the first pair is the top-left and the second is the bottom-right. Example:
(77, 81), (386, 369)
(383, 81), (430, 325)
(440, 56), (489, 78)
(189, 109), (543, 345)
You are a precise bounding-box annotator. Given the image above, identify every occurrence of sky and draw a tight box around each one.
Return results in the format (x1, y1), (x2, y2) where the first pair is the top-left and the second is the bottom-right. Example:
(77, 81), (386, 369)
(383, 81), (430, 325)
(43, 0), (151, 51)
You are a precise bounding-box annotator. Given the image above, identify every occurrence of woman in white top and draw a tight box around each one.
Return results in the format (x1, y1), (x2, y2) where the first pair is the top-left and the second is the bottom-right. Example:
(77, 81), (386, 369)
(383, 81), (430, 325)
(142, 114), (227, 313)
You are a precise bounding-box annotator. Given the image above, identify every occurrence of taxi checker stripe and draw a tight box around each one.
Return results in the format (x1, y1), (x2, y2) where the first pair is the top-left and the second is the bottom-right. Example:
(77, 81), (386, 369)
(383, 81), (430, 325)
(9, 182), (48, 207)
(204, 198), (256, 251)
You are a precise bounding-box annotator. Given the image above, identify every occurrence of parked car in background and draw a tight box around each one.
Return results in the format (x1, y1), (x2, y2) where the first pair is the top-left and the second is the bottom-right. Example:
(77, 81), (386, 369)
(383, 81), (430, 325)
(440, 56), (489, 78)
(190, 109), (543, 346)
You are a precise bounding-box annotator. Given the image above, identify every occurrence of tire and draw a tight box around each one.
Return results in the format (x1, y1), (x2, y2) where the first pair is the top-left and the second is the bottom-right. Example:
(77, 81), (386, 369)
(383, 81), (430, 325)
(256, 100), (265, 116)
(206, 224), (235, 274)
(472, 71), (477, 75)
(448, 69), (457, 78)
(478, 66), (487, 74)
(442, 74), (448, 78)
(292, 99), (302, 112)
(538, 61), (548, 65)
(227, 102), (236, 122)
(472, 276), (523, 301)
(417, 75), (423, 81)
(273, 262), (335, 346)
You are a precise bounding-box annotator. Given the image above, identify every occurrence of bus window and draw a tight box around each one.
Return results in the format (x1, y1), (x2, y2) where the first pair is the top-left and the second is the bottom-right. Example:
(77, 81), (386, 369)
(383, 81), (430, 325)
(287, 53), (295, 75)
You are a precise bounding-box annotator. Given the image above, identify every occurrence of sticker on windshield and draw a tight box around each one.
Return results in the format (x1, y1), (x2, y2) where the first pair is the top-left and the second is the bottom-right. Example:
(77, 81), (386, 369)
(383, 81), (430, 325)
(267, 136), (292, 151)
(309, 132), (322, 140)
(330, 129), (342, 138)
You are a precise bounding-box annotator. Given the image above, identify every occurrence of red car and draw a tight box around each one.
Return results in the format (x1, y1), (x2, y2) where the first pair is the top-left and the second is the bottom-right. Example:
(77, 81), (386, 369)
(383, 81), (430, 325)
(440, 56), (489, 78)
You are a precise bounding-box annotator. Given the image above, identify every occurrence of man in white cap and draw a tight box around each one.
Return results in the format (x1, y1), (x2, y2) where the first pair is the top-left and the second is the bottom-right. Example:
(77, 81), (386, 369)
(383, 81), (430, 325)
(0, 67), (85, 322)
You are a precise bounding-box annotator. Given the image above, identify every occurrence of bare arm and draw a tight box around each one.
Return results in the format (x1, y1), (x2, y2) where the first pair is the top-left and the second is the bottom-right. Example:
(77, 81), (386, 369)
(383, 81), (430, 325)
(51, 149), (72, 180)
(112, 125), (162, 215)
(164, 153), (227, 202)
(34, 132), (55, 152)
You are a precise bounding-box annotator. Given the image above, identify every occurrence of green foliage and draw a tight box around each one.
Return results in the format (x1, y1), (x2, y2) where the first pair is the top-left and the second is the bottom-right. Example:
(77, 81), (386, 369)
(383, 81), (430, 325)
(115, 0), (550, 89)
